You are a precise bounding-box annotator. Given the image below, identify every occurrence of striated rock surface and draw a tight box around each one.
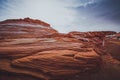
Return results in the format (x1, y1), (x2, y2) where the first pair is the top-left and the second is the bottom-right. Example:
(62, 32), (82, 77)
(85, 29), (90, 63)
(68, 31), (117, 48)
(0, 18), (120, 80)
(68, 31), (116, 38)
(104, 38), (120, 61)
(0, 18), (58, 39)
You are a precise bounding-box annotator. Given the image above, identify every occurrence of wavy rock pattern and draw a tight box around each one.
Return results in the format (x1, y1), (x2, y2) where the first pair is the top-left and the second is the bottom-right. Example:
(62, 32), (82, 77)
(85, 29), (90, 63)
(0, 18), (120, 80)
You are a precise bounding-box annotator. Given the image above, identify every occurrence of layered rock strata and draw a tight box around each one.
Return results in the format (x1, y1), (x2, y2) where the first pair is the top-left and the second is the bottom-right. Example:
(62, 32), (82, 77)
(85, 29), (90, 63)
(0, 18), (120, 80)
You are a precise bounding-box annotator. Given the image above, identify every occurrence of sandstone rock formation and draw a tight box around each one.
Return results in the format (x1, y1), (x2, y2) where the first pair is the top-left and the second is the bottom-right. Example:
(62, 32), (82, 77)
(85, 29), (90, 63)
(0, 18), (120, 80)
(104, 36), (120, 60)
(0, 18), (58, 39)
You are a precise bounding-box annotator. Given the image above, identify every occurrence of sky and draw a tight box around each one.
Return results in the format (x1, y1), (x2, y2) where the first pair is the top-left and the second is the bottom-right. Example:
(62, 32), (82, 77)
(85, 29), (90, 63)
(0, 0), (120, 33)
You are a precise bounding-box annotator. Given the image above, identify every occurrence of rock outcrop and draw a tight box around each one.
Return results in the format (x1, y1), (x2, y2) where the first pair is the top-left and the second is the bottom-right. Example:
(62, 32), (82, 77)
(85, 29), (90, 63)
(0, 18), (120, 80)
(0, 18), (58, 39)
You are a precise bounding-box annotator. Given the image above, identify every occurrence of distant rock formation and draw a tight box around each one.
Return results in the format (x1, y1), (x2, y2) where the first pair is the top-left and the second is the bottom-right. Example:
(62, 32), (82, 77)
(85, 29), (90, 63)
(68, 31), (116, 38)
(0, 18), (120, 80)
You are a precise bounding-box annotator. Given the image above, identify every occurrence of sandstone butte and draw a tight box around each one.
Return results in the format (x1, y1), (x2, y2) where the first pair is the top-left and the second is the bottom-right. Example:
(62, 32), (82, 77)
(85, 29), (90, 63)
(0, 18), (120, 80)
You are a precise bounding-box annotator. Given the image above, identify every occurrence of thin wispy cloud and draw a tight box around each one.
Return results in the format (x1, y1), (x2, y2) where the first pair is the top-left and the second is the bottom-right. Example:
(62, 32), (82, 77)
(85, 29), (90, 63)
(0, 0), (120, 33)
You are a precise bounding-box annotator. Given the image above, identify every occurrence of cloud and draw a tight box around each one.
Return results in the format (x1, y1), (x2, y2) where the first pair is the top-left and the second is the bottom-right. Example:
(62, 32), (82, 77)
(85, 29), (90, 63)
(76, 0), (120, 23)
(0, 0), (120, 33)
(71, 0), (120, 32)
(0, 0), (78, 33)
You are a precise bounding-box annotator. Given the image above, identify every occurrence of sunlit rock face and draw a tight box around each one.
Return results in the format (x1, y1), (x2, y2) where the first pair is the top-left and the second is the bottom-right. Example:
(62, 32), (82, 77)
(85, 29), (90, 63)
(0, 18), (120, 80)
